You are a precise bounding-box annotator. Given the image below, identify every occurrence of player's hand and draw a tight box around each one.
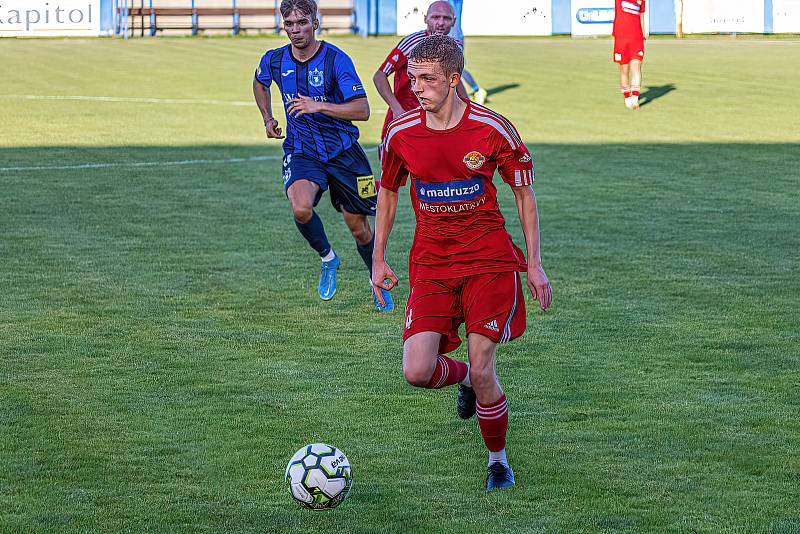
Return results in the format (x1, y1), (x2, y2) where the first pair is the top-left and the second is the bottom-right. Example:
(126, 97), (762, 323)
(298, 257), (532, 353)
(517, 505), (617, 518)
(371, 259), (399, 307)
(527, 264), (552, 311)
(287, 95), (322, 118)
(264, 118), (284, 139)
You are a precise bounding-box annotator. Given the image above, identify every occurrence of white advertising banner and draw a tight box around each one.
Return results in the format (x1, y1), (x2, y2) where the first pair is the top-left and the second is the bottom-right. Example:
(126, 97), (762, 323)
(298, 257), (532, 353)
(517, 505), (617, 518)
(773, 0), (800, 32)
(681, 0), (764, 33)
(0, 0), (100, 37)
(571, 0), (615, 36)
(396, 0), (551, 36)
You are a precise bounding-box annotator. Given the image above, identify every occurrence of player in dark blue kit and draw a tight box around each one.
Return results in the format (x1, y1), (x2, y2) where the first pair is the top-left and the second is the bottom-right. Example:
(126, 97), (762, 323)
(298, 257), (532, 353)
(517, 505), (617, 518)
(253, 0), (393, 311)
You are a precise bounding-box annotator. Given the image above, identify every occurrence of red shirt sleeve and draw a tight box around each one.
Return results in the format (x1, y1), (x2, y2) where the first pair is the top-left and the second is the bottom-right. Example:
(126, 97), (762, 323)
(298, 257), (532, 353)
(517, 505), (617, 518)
(494, 125), (535, 188)
(379, 139), (409, 192)
(379, 46), (405, 76)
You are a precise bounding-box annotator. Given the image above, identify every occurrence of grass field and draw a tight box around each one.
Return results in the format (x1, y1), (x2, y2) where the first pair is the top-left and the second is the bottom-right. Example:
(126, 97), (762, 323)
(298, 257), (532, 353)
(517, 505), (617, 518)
(2, 35), (799, 532)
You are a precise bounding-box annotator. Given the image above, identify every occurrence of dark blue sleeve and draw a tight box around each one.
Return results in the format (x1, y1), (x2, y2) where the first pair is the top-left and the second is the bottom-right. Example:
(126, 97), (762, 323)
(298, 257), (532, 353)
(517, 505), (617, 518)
(255, 51), (272, 87)
(334, 52), (367, 102)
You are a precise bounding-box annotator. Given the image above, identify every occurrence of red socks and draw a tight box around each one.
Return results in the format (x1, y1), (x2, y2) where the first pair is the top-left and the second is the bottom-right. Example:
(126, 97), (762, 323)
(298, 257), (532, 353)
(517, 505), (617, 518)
(621, 86), (631, 98)
(631, 85), (641, 97)
(424, 355), (468, 389)
(477, 394), (508, 452)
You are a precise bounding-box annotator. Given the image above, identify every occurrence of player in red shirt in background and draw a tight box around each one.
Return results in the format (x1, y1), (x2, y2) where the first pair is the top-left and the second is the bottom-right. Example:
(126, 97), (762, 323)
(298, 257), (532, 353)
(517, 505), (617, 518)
(372, 1), (468, 147)
(613, 0), (647, 109)
(371, 35), (552, 490)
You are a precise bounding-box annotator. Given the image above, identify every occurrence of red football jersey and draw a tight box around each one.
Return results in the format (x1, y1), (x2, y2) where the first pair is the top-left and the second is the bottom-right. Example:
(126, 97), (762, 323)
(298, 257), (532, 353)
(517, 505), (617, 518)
(378, 31), (464, 137)
(380, 101), (534, 282)
(613, 0), (645, 38)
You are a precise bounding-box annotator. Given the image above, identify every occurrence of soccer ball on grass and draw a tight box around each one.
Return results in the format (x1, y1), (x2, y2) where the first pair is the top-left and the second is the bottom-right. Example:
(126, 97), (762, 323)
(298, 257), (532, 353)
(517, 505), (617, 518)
(285, 443), (352, 510)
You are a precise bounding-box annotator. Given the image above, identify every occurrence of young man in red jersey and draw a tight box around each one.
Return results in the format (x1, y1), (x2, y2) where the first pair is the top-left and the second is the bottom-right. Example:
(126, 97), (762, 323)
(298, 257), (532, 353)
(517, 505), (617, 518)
(372, 1), (467, 149)
(613, 0), (646, 109)
(371, 34), (552, 491)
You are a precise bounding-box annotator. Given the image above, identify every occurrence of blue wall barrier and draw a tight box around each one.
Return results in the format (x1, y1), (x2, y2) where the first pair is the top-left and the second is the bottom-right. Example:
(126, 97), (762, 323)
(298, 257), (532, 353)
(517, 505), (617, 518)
(649, 0), (676, 34)
(103, 0), (790, 37)
(365, 0), (787, 36)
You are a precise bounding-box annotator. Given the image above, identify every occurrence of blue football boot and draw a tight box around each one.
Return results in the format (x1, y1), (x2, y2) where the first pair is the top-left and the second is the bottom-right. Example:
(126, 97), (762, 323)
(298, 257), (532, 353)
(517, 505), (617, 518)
(373, 286), (394, 312)
(318, 253), (340, 301)
(486, 462), (515, 491)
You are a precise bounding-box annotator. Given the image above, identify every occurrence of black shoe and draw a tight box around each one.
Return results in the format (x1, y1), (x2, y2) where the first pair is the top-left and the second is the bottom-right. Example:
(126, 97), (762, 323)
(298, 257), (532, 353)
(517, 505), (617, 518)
(486, 462), (515, 491)
(456, 384), (476, 419)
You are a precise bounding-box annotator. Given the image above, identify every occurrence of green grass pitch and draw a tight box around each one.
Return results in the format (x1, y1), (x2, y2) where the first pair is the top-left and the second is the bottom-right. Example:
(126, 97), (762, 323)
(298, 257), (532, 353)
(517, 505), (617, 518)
(1, 35), (799, 532)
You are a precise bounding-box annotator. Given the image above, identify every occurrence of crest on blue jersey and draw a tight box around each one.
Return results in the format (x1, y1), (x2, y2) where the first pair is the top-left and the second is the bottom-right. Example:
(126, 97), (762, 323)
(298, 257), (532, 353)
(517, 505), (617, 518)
(309, 68), (324, 88)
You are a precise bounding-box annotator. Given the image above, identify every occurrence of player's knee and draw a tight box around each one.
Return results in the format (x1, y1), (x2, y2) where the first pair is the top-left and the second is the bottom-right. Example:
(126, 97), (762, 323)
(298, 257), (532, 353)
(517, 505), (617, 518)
(403, 363), (432, 387)
(469, 364), (496, 391)
(291, 204), (313, 224)
(350, 225), (372, 244)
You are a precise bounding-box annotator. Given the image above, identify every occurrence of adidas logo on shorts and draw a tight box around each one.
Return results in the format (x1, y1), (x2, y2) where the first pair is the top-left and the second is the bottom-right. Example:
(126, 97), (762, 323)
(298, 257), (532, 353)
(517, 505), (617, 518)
(484, 319), (499, 332)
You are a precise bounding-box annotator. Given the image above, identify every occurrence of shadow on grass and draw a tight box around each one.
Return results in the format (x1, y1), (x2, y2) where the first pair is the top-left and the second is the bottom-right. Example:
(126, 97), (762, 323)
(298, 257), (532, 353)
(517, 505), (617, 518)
(639, 84), (677, 107)
(486, 83), (521, 98)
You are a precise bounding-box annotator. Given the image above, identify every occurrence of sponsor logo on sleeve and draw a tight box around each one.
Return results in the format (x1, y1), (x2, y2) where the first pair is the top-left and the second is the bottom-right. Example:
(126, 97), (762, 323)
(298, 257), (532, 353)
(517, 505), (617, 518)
(352, 84), (364, 92)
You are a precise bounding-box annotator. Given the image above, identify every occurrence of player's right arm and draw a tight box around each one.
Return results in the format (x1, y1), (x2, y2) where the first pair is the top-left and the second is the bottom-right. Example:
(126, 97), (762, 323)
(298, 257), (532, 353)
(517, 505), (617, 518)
(371, 134), (409, 304)
(372, 186), (400, 305)
(373, 47), (407, 118)
(253, 51), (284, 139)
(373, 70), (406, 118)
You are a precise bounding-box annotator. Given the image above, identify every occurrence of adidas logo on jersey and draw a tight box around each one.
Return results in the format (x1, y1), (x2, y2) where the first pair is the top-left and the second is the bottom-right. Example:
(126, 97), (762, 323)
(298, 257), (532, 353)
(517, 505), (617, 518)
(484, 319), (499, 332)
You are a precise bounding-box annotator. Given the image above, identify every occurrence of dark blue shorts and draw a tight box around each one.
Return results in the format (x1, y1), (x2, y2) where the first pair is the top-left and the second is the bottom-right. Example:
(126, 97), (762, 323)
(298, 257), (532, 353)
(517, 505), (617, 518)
(282, 144), (377, 216)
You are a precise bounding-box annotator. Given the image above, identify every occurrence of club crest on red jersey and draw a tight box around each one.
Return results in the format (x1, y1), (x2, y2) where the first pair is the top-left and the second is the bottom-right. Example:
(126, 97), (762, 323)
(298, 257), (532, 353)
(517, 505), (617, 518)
(463, 151), (485, 170)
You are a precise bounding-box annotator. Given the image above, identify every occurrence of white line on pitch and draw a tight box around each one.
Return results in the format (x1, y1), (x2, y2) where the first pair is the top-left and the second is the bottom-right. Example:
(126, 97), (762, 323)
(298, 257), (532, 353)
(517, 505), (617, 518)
(0, 155), (280, 172)
(0, 147), (378, 172)
(8, 95), (254, 106)
(7, 95), (389, 113)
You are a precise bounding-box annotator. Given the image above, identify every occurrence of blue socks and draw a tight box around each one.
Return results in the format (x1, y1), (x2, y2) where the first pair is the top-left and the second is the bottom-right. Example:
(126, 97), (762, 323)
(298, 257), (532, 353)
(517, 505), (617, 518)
(356, 235), (375, 274)
(295, 212), (331, 257)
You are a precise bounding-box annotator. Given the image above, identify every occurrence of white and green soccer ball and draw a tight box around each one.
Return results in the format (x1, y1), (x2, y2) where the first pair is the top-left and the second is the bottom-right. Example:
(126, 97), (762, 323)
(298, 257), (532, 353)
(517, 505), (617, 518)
(285, 443), (352, 510)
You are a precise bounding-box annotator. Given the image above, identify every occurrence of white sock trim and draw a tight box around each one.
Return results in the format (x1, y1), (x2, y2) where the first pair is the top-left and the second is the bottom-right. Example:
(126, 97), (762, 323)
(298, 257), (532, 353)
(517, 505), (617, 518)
(489, 448), (508, 467)
(321, 250), (336, 263)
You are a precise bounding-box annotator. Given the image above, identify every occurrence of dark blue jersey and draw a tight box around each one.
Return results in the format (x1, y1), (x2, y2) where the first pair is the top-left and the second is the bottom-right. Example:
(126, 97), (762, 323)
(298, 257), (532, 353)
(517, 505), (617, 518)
(255, 41), (367, 162)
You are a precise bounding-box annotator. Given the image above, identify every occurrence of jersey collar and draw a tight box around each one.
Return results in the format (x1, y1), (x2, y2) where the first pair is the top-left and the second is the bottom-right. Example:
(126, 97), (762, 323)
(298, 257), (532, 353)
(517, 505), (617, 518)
(289, 40), (326, 65)
(421, 97), (471, 134)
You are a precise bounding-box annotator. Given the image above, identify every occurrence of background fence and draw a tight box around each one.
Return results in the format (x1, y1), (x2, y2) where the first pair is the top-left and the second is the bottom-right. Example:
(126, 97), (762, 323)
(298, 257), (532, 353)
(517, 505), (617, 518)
(1, 0), (799, 38)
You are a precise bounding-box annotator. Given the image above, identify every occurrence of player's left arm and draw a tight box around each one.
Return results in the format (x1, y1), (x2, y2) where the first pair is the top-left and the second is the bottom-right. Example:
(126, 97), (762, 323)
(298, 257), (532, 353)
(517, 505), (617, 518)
(641, 0), (648, 38)
(512, 185), (552, 311)
(494, 126), (552, 310)
(287, 95), (370, 121)
(287, 51), (371, 121)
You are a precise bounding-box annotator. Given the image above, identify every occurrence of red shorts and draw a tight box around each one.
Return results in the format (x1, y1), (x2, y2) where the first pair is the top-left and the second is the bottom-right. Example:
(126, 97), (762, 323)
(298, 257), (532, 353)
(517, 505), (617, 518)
(402, 271), (527, 354)
(613, 37), (644, 64)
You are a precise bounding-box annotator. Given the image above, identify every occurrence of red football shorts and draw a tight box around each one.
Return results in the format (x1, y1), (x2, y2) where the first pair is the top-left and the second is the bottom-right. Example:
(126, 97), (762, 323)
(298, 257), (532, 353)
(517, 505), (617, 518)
(402, 271), (527, 354)
(613, 37), (644, 64)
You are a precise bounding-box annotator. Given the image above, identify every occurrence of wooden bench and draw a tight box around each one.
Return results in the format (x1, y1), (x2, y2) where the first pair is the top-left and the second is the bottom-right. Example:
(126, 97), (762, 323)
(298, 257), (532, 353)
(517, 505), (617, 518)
(118, 6), (354, 36)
